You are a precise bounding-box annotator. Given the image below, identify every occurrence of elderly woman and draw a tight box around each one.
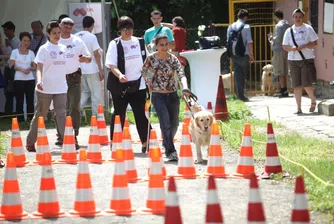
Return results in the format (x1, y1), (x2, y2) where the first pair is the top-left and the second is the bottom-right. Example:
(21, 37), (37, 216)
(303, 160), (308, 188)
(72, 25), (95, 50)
(282, 9), (318, 114)
(105, 16), (150, 153)
(142, 34), (189, 161)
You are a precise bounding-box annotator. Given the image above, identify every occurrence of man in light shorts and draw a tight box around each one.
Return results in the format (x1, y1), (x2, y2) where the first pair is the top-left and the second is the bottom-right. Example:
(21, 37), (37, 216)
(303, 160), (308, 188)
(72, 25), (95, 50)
(268, 9), (290, 98)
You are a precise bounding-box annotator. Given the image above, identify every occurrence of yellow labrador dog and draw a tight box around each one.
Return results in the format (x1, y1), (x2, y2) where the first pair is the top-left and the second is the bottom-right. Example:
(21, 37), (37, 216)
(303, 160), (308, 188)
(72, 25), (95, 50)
(189, 105), (215, 163)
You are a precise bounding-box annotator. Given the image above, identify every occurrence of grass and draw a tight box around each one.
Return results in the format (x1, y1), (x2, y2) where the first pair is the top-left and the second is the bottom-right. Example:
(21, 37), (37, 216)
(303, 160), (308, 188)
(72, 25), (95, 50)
(0, 133), (9, 155)
(221, 96), (334, 221)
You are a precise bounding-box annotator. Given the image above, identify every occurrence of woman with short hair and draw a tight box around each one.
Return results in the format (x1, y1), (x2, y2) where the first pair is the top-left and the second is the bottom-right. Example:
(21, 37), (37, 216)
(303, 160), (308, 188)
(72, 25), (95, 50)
(282, 8), (318, 114)
(9, 32), (36, 122)
(105, 16), (150, 153)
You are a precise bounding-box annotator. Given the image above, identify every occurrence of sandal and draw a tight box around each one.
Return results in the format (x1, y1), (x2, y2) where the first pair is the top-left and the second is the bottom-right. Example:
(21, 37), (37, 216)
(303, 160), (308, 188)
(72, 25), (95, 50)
(295, 108), (302, 114)
(309, 102), (316, 112)
(142, 143), (148, 153)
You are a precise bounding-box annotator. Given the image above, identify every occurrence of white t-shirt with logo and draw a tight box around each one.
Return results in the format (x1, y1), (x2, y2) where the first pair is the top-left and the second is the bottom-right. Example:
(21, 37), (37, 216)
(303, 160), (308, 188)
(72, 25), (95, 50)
(59, 34), (90, 74)
(75, 31), (101, 74)
(282, 24), (318, 60)
(105, 36), (146, 90)
(10, 49), (35, 81)
(34, 41), (68, 94)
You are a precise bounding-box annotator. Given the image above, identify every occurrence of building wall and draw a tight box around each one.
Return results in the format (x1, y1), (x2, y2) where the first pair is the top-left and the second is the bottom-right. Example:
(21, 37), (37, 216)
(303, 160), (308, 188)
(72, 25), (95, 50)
(275, 0), (334, 83)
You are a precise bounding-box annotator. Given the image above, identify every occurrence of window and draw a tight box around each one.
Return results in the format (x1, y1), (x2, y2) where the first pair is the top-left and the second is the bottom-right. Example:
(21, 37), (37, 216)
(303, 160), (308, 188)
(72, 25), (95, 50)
(310, 0), (318, 33)
(324, 0), (334, 34)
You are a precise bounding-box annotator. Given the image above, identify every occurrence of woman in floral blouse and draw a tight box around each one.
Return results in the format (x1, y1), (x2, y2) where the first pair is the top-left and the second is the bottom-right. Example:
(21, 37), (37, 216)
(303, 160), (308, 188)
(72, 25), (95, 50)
(142, 34), (189, 161)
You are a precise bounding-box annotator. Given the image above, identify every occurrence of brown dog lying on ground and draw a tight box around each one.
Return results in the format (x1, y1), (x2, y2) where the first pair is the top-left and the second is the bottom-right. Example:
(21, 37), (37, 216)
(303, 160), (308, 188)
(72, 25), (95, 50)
(189, 104), (215, 163)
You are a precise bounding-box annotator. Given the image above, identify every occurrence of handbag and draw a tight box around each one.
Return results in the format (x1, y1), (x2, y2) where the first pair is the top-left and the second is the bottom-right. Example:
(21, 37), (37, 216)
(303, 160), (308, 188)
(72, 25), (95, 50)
(107, 71), (142, 97)
(199, 36), (221, 49)
(4, 66), (15, 93)
(290, 28), (317, 83)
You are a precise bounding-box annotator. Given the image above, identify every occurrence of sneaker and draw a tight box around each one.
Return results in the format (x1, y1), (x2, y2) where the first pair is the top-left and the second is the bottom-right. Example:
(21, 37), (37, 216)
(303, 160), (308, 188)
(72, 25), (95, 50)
(26, 138), (36, 152)
(55, 134), (63, 146)
(167, 152), (178, 161)
(274, 91), (289, 98)
(240, 97), (250, 102)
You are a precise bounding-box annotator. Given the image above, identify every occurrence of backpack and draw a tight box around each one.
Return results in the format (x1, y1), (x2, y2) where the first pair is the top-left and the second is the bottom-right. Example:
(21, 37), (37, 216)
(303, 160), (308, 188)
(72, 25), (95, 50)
(107, 37), (147, 96)
(227, 24), (246, 57)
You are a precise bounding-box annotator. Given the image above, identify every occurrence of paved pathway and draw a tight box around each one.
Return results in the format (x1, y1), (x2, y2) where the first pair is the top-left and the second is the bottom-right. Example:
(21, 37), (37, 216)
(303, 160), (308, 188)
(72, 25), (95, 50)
(246, 95), (334, 141)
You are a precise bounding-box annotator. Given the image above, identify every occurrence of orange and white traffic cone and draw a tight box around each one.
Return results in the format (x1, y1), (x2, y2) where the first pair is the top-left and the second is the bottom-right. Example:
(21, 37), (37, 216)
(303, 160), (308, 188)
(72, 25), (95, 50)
(111, 115), (123, 160)
(261, 123), (288, 179)
(141, 147), (165, 214)
(205, 175), (224, 223)
(164, 176), (182, 224)
(105, 149), (136, 215)
(207, 102), (213, 114)
(148, 129), (167, 178)
(206, 122), (228, 178)
(33, 152), (65, 218)
(291, 176), (310, 223)
(69, 149), (101, 216)
(87, 116), (103, 163)
(183, 104), (191, 126)
(177, 124), (198, 179)
(123, 127), (141, 182)
(233, 123), (256, 178)
(97, 104), (109, 146)
(59, 116), (77, 164)
(247, 174), (266, 223)
(0, 151), (29, 220)
(34, 117), (54, 164)
(10, 118), (28, 167)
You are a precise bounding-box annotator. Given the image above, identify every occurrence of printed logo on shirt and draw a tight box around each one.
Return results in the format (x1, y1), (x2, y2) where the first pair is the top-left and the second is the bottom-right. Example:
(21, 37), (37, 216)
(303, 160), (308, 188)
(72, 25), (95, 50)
(78, 33), (85, 37)
(130, 44), (138, 49)
(50, 51), (58, 59)
(123, 46), (129, 54)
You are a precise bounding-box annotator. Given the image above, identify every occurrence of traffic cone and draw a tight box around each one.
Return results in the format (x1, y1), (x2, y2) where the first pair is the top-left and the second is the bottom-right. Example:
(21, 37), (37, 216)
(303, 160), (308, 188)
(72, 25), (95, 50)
(207, 102), (213, 114)
(183, 104), (191, 126)
(248, 174), (266, 223)
(291, 176), (310, 223)
(97, 104), (109, 146)
(164, 176), (182, 224)
(233, 123), (255, 178)
(10, 118), (28, 167)
(87, 116), (103, 163)
(59, 116), (77, 164)
(0, 152), (29, 220)
(111, 115), (123, 160)
(69, 149), (101, 216)
(205, 175), (224, 223)
(214, 75), (228, 120)
(141, 147), (166, 214)
(148, 129), (167, 178)
(33, 152), (65, 218)
(261, 123), (289, 179)
(34, 117), (54, 164)
(206, 122), (228, 178)
(123, 127), (141, 182)
(105, 149), (136, 215)
(177, 123), (198, 178)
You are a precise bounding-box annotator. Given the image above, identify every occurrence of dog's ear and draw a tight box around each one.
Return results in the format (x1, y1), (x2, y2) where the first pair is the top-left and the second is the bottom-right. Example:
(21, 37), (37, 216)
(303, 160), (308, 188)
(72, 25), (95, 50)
(195, 116), (201, 129)
(262, 65), (267, 71)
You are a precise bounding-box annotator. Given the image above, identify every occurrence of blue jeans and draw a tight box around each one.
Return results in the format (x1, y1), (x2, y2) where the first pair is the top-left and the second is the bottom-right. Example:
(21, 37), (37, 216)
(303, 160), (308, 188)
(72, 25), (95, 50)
(231, 55), (249, 99)
(151, 92), (180, 157)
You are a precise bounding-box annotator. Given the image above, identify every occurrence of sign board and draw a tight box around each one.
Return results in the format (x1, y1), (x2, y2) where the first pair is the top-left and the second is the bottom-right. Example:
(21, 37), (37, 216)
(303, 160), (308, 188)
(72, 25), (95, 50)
(68, 3), (102, 34)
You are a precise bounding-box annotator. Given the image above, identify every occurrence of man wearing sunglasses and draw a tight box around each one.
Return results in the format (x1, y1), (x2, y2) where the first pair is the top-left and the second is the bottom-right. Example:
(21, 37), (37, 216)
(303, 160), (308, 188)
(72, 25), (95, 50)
(55, 17), (91, 150)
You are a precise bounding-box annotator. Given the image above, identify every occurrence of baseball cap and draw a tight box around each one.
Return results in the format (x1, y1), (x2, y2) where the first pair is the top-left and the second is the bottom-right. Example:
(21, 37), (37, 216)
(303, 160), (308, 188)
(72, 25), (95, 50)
(1, 21), (15, 30)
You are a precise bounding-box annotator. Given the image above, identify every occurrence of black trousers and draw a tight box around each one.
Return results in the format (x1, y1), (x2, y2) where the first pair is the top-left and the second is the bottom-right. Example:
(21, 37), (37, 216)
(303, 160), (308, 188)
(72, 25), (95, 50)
(4, 67), (14, 115)
(14, 80), (35, 122)
(110, 89), (150, 144)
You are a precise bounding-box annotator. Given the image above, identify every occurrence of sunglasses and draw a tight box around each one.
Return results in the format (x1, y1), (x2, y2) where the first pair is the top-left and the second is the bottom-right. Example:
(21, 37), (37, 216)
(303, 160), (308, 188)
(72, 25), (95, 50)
(63, 22), (74, 26)
(120, 27), (133, 32)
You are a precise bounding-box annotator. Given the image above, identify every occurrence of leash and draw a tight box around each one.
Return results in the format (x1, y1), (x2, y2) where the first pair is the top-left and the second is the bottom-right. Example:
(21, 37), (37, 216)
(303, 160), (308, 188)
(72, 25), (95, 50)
(182, 89), (199, 119)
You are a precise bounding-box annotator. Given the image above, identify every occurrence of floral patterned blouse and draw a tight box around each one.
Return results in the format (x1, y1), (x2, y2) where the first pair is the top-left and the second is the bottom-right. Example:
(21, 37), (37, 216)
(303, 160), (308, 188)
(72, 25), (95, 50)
(141, 53), (185, 92)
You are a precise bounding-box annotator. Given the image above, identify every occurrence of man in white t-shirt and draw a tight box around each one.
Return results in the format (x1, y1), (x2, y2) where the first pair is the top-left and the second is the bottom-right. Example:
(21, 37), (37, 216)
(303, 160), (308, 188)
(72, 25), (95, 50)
(56, 18), (91, 149)
(75, 16), (104, 116)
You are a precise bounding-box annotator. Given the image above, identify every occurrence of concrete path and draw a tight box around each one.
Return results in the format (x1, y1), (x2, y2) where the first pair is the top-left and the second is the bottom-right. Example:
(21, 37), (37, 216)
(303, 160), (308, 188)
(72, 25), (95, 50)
(245, 95), (334, 141)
